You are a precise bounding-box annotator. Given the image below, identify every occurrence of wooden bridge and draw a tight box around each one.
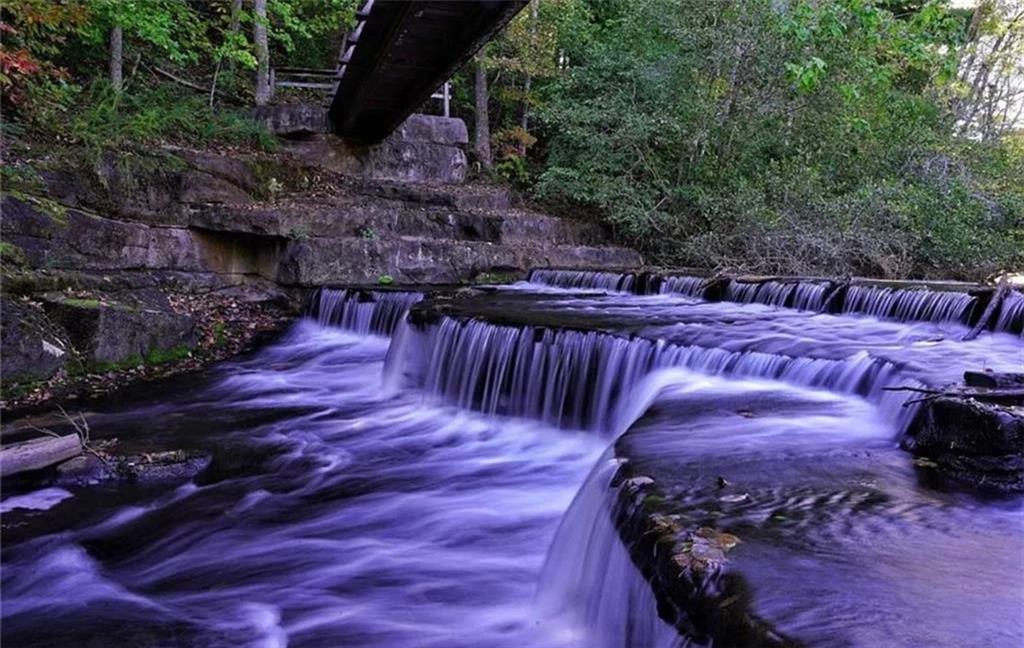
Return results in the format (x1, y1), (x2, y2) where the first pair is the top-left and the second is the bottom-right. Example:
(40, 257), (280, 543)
(323, 0), (527, 144)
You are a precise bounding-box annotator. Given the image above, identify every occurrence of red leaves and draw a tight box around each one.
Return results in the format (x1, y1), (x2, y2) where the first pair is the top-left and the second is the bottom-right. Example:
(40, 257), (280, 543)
(1, 48), (42, 76)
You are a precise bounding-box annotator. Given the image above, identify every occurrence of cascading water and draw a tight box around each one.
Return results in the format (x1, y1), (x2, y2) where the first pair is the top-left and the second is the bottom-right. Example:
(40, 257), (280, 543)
(725, 279), (829, 311)
(839, 284), (974, 324)
(3, 274), (1021, 648)
(308, 287), (423, 336)
(393, 316), (904, 434)
(658, 275), (705, 297)
(526, 268), (635, 292)
(523, 269), (1023, 333)
(995, 289), (1024, 335)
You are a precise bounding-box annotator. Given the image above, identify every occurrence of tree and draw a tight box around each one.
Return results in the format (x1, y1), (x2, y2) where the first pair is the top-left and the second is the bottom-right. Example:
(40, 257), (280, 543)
(954, 0), (1024, 140)
(474, 54), (493, 169)
(253, 0), (271, 105)
(109, 25), (122, 92)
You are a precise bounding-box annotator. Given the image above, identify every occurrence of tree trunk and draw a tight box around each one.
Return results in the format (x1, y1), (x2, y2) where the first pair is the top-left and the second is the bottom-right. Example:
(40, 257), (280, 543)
(474, 55), (492, 169)
(518, 0), (539, 156)
(109, 25), (123, 93)
(253, 0), (271, 106)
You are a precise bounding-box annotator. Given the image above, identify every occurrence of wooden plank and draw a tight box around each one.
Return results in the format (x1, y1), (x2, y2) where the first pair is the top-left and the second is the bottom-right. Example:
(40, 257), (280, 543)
(274, 66), (340, 74)
(275, 81), (337, 90)
(1, 435), (81, 476)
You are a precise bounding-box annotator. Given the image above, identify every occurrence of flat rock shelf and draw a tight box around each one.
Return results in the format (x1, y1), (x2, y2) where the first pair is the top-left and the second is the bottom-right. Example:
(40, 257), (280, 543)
(2, 271), (1021, 647)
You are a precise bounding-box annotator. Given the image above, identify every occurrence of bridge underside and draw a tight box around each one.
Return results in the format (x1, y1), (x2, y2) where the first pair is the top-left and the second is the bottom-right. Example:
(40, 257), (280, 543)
(329, 0), (526, 144)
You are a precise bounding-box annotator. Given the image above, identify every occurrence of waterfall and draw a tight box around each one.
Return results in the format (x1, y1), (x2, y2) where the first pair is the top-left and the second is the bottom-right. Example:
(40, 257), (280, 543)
(526, 269), (636, 292)
(307, 288), (422, 336)
(725, 280), (829, 311)
(535, 456), (683, 648)
(525, 269), (984, 328)
(659, 275), (705, 297)
(392, 316), (904, 434)
(840, 285), (973, 324)
(995, 290), (1024, 336)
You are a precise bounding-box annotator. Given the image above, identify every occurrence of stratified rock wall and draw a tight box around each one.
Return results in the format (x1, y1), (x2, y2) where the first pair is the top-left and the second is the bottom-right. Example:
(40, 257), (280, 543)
(1, 125), (641, 394)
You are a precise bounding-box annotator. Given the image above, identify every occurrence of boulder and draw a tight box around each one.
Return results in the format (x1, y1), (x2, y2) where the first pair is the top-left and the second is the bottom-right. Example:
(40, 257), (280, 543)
(0, 298), (70, 384)
(41, 296), (196, 368)
(282, 113), (470, 185)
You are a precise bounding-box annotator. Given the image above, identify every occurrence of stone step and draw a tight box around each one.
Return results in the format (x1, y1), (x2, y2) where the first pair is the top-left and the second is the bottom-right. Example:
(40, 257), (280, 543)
(277, 237), (643, 286)
(2, 195), (641, 288)
(192, 196), (609, 248)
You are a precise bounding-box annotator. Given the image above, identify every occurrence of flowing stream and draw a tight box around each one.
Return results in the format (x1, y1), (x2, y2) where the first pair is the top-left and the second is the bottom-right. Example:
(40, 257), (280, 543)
(2, 278), (1022, 647)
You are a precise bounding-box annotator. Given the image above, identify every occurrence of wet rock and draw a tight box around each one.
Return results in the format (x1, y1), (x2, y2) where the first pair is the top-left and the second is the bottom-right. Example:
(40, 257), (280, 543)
(0, 298), (70, 384)
(963, 370), (1024, 390)
(53, 450), (211, 486)
(903, 397), (1024, 492)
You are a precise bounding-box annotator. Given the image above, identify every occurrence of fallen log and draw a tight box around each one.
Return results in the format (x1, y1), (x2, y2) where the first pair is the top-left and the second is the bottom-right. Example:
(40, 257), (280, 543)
(963, 284), (1008, 341)
(883, 385), (1024, 406)
(1, 434), (82, 477)
(820, 277), (850, 314)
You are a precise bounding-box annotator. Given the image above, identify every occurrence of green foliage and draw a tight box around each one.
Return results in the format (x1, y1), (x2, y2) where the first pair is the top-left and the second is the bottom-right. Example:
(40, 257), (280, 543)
(377, 274), (395, 286)
(145, 344), (192, 365)
(82, 0), (207, 64)
(39, 81), (277, 151)
(3, 0), (354, 150)
(532, 0), (1021, 279)
(267, 0), (358, 67)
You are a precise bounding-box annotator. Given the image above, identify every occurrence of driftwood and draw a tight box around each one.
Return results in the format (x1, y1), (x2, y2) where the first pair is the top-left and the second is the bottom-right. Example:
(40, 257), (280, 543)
(883, 384), (1024, 406)
(963, 284), (1008, 341)
(0, 435), (81, 476)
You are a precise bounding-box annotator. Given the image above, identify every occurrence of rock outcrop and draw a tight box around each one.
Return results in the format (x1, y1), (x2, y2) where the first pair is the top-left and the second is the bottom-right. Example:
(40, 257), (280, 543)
(1, 116), (642, 399)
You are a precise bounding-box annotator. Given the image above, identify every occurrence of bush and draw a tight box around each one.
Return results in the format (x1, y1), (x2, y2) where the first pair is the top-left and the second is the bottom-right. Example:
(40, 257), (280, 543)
(24, 80), (276, 152)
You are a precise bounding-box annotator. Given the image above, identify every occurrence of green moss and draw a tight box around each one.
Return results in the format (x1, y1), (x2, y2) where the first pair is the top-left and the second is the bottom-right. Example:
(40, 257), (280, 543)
(474, 272), (519, 285)
(212, 322), (228, 347)
(0, 241), (28, 267)
(3, 191), (70, 225)
(145, 344), (192, 365)
(3, 379), (44, 399)
(62, 297), (102, 308)
(90, 355), (144, 373)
